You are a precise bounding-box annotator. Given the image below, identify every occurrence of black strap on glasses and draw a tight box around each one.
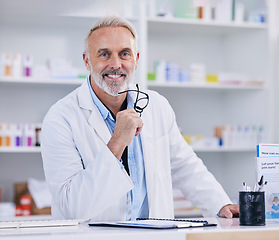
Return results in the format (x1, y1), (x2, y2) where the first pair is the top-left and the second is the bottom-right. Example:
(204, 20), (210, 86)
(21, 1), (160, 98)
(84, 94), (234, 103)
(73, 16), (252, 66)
(118, 84), (149, 117)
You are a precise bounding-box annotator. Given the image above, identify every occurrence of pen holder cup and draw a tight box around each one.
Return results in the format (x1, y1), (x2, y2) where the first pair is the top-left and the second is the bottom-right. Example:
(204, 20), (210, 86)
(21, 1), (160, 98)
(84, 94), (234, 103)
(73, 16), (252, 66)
(239, 191), (265, 226)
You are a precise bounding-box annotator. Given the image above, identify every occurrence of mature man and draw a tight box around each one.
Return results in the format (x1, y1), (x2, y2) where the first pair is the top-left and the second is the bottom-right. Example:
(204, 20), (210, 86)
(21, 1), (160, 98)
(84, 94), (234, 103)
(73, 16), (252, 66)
(41, 16), (239, 221)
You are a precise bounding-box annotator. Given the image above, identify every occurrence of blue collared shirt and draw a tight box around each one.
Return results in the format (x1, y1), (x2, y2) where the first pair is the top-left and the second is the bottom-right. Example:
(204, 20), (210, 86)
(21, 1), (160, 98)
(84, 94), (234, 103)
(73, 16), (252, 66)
(87, 76), (149, 220)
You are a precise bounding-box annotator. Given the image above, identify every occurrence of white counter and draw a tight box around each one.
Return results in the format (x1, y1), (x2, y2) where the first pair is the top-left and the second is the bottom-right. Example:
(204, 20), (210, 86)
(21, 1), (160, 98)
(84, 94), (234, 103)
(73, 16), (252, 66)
(1, 218), (279, 240)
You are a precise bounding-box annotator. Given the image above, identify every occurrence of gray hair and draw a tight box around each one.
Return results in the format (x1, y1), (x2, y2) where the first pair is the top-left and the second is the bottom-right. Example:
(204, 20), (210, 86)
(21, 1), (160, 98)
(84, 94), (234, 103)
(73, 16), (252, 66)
(84, 16), (138, 55)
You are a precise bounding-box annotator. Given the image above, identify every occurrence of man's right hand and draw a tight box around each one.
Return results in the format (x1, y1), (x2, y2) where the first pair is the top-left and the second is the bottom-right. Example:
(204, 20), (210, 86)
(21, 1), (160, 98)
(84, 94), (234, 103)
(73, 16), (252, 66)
(107, 108), (143, 160)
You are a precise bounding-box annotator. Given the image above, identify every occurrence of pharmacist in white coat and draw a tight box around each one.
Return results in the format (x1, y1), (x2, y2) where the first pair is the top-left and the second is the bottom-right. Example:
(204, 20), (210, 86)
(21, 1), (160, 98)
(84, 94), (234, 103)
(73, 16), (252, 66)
(41, 16), (239, 221)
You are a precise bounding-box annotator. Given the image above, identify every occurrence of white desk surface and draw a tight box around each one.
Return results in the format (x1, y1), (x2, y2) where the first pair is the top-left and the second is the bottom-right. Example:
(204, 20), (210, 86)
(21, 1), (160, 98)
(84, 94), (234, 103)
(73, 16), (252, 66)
(1, 218), (279, 240)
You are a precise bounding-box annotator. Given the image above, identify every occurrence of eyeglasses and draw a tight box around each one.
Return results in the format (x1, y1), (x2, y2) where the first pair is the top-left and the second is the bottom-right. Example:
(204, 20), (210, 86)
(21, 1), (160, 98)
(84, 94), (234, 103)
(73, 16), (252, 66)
(118, 84), (149, 117)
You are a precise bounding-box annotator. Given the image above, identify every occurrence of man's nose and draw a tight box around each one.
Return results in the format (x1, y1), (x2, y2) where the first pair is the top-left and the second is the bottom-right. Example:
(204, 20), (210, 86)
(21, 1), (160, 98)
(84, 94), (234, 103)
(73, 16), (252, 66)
(109, 54), (122, 69)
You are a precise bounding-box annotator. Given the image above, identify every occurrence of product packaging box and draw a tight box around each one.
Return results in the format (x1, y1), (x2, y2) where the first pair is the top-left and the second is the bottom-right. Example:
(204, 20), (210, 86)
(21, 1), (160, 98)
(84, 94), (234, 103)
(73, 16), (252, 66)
(256, 144), (279, 219)
(14, 182), (51, 215)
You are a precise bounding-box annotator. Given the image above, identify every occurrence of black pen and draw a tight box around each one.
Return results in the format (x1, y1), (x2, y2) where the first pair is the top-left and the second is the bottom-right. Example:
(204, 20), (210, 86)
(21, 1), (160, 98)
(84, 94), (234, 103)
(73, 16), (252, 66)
(256, 175), (264, 191)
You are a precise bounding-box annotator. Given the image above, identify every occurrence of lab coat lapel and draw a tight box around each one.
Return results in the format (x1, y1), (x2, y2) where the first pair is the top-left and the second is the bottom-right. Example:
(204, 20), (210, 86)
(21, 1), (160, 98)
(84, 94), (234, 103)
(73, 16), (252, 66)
(140, 104), (156, 217)
(78, 81), (111, 144)
(88, 108), (111, 144)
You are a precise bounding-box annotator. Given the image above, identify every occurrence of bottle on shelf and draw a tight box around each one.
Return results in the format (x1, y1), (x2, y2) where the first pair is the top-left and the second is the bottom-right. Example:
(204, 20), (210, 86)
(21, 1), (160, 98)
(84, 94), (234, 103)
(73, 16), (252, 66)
(23, 55), (33, 77)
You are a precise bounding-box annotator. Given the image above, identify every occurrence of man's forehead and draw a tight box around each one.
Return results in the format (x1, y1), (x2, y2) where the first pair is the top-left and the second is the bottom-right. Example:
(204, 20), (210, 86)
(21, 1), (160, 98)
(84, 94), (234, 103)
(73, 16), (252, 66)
(88, 26), (136, 52)
(89, 26), (134, 41)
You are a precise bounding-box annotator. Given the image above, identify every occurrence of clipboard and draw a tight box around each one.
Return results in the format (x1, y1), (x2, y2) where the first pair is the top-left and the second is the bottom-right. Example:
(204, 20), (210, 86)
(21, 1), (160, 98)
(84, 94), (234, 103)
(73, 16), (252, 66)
(89, 218), (217, 229)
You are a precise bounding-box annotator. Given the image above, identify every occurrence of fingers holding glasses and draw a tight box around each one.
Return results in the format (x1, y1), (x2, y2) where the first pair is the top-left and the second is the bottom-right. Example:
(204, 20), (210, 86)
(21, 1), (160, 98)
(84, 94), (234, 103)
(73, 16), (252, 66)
(108, 84), (148, 160)
(118, 84), (149, 117)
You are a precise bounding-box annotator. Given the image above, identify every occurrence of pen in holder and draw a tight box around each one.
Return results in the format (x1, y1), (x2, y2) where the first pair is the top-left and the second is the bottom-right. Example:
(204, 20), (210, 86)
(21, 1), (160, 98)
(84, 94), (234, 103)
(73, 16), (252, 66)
(239, 191), (265, 226)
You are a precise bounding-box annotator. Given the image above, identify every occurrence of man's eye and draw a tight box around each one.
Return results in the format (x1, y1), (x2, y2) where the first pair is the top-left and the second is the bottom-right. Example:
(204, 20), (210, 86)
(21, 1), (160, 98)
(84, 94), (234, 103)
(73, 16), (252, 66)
(122, 52), (129, 57)
(101, 53), (108, 57)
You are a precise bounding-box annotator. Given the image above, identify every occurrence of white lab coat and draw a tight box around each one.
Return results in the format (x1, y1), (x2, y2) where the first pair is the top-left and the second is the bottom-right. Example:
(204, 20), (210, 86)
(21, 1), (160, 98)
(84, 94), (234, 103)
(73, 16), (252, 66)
(41, 80), (232, 221)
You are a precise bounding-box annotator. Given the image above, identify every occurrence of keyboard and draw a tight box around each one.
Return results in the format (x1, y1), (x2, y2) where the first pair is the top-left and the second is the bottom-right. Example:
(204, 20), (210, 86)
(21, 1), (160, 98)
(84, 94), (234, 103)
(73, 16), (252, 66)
(0, 219), (79, 229)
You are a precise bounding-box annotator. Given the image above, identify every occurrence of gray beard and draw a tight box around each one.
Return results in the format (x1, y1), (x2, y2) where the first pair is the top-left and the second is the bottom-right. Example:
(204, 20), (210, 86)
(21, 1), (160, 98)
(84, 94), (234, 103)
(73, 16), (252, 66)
(91, 70), (134, 96)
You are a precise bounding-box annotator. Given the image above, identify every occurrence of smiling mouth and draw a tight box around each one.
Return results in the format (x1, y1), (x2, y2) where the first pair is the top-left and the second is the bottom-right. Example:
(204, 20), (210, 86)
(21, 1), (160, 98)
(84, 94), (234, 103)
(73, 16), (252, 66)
(102, 70), (127, 80)
(103, 74), (126, 79)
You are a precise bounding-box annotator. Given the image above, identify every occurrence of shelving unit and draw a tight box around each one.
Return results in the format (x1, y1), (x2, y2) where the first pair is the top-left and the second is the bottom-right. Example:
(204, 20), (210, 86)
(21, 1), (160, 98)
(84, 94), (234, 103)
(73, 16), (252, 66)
(193, 146), (256, 153)
(0, 77), (84, 85)
(147, 81), (265, 90)
(145, 0), (274, 201)
(0, 147), (41, 153)
(0, 0), (144, 203)
(0, 146), (255, 154)
(148, 16), (267, 35)
(0, 0), (277, 212)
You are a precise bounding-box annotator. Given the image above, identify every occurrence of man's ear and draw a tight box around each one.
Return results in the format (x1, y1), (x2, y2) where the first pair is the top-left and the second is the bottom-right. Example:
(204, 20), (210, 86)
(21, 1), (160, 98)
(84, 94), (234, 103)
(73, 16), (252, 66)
(83, 52), (91, 71)
(135, 52), (140, 70)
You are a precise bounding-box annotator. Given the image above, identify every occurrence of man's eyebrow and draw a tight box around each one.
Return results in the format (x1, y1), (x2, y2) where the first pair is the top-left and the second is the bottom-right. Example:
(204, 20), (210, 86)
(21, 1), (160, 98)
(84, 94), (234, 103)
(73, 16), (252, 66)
(121, 47), (133, 52)
(97, 48), (109, 53)
(97, 47), (133, 54)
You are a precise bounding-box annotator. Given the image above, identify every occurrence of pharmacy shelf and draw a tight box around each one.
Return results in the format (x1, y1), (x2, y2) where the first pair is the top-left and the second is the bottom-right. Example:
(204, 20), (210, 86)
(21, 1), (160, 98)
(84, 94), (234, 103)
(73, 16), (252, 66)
(148, 17), (267, 28)
(0, 147), (41, 153)
(148, 17), (267, 35)
(0, 77), (265, 90)
(147, 81), (265, 90)
(0, 146), (256, 154)
(193, 146), (256, 153)
(0, 77), (84, 85)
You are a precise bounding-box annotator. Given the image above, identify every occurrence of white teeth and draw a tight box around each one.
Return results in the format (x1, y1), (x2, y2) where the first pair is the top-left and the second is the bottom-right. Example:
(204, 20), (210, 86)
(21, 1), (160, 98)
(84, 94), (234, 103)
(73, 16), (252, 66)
(107, 74), (121, 79)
